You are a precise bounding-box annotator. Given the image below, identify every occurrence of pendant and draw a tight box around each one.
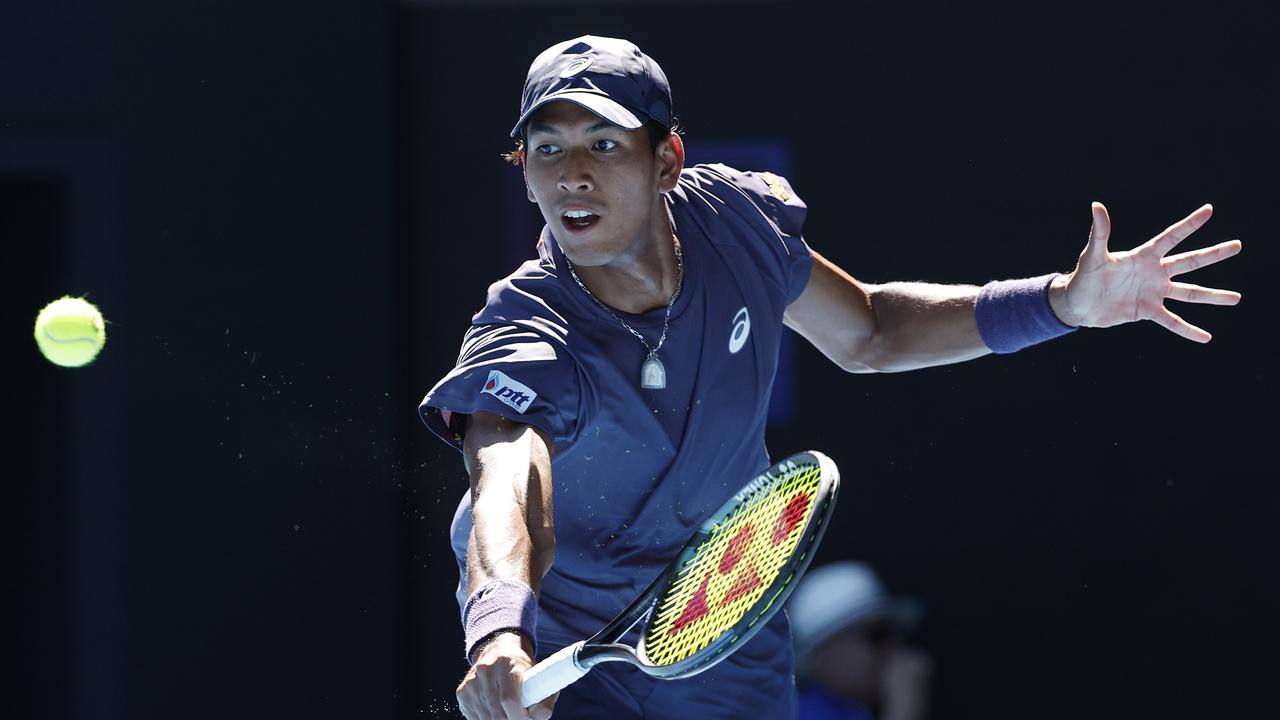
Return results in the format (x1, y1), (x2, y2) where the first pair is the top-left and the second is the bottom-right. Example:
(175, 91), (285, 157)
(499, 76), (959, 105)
(640, 352), (667, 390)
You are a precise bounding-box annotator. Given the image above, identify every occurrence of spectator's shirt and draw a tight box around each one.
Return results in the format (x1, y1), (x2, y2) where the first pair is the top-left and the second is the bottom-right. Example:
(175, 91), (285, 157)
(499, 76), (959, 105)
(797, 682), (876, 720)
(420, 163), (812, 709)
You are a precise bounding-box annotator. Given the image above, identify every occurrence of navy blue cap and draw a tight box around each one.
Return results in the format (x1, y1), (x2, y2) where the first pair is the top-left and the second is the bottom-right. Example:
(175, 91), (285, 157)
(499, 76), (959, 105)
(510, 35), (673, 139)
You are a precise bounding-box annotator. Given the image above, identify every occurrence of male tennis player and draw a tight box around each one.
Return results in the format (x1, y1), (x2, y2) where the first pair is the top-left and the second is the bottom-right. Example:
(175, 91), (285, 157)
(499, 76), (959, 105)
(419, 35), (1241, 720)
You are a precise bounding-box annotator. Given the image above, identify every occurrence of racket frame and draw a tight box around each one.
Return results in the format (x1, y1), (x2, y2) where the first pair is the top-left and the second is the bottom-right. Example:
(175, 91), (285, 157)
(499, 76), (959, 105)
(559, 450), (839, 677)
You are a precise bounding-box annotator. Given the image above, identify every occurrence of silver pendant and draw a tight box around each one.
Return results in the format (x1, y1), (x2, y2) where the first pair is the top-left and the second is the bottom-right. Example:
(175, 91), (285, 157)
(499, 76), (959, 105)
(640, 353), (667, 390)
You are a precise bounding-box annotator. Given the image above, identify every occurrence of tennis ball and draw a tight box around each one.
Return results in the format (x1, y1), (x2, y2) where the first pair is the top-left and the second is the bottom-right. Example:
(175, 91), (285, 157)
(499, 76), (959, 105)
(34, 296), (107, 368)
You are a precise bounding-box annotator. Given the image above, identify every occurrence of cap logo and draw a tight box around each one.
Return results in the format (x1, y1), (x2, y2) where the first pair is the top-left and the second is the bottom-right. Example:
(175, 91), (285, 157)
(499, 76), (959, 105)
(559, 54), (594, 78)
(759, 172), (791, 202)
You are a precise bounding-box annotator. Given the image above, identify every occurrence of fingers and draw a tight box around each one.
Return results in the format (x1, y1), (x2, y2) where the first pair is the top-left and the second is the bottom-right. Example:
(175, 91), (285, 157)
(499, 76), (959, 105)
(1149, 203), (1213, 255)
(457, 661), (540, 720)
(457, 674), (503, 720)
(528, 692), (559, 720)
(1167, 281), (1242, 306)
(1163, 239), (1243, 277)
(1152, 306), (1211, 343)
(1083, 201), (1111, 261)
(456, 680), (488, 720)
(499, 681), (532, 720)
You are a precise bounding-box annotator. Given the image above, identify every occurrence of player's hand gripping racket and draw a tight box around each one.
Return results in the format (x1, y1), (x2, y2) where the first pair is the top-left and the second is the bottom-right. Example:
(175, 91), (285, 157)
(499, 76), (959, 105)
(520, 450), (840, 707)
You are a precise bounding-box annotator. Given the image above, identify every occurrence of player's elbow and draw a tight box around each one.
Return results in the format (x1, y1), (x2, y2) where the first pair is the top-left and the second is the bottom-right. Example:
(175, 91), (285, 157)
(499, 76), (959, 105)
(835, 288), (928, 373)
(823, 329), (891, 374)
(841, 335), (934, 374)
(831, 350), (880, 374)
(840, 360), (881, 374)
(795, 321), (883, 373)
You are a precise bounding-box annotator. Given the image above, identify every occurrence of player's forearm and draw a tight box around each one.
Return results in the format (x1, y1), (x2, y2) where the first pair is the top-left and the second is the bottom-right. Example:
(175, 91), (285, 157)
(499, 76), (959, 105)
(787, 250), (992, 373)
(857, 281), (990, 372)
(463, 414), (556, 596)
(467, 496), (553, 596)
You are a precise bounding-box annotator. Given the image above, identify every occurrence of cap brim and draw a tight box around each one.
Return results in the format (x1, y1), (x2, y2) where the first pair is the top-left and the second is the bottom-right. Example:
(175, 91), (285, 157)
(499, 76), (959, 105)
(509, 91), (645, 138)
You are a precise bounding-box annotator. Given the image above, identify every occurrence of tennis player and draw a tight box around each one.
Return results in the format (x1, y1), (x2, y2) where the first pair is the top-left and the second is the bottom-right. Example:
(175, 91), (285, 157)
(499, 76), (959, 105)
(418, 35), (1242, 720)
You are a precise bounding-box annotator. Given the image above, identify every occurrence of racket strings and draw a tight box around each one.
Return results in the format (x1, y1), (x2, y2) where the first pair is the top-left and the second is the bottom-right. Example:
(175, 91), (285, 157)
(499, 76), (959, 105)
(642, 462), (823, 666)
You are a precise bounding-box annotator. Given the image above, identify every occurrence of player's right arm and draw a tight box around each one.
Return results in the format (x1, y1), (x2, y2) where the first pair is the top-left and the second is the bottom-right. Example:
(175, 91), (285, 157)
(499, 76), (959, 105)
(455, 409), (557, 720)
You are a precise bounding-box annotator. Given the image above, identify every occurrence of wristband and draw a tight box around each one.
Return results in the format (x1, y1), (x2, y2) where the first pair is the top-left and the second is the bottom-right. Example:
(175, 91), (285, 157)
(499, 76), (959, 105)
(975, 273), (1076, 354)
(462, 579), (538, 664)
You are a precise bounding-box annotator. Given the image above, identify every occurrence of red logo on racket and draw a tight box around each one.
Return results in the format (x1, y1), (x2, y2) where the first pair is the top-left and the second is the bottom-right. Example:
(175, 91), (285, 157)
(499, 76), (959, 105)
(669, 491), (813, 635)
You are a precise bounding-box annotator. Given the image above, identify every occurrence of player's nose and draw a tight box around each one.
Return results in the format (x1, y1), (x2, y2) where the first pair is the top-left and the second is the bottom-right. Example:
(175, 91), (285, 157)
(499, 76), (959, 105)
(556, 151), (594, 193)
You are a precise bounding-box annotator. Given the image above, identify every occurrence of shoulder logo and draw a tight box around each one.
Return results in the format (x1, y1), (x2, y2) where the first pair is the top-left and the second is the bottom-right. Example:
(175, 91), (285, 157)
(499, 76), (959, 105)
(559, 54), (594, 78)
(759, 172), (791, 202)
(481, 370), (538, 414)
(729, 307), (751, 354)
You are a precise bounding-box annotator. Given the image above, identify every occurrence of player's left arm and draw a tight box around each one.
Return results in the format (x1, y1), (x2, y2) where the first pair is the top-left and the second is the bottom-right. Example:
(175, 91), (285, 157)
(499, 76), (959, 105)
(783, 249), (987, 373)
(784, 202), (1242, 373)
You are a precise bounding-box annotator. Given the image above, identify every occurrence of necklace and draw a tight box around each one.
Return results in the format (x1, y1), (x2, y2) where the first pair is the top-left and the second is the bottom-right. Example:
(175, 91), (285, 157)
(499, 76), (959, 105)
(564, 236), (684, 390)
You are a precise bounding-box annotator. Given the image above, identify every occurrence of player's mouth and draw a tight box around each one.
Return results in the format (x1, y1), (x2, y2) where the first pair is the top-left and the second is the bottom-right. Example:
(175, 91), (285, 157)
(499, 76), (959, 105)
(561, 209), (601, 234)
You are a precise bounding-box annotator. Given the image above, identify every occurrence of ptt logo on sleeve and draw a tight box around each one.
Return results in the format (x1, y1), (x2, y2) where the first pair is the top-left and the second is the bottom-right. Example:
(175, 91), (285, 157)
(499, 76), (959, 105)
(481, 370), (538, 414)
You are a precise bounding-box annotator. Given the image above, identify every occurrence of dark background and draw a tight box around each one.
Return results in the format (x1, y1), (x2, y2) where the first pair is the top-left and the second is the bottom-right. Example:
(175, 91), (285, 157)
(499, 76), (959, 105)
(4, 1), (1274, 718)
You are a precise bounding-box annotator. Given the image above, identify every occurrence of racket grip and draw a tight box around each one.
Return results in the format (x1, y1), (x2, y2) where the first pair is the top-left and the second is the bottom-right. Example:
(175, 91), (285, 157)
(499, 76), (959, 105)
(520, 640), (588, 707)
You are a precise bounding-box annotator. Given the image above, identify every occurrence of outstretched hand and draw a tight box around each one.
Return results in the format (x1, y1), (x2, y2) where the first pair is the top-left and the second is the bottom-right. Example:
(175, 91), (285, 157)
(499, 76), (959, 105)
(1049, 202), (1242, 342)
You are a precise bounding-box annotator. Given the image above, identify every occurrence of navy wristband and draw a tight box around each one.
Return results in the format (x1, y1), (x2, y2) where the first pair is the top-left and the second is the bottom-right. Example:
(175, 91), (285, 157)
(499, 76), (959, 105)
(462, 579), (538, 663)
(975, 273), (1076, 354)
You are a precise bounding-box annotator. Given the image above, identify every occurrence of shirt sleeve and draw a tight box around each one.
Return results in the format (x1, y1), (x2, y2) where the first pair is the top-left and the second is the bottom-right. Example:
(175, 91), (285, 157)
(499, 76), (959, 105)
(419, 323), (583, 453)
(702, 164), (814, 304)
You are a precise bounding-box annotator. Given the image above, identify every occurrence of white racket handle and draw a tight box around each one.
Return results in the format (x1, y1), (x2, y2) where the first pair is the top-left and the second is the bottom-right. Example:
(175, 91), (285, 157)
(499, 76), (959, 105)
(520, 640), (588, 707)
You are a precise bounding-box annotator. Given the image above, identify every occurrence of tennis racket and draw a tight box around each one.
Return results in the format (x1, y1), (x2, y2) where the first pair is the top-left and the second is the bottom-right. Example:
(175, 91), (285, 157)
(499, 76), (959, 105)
(520, 450), (840, 706)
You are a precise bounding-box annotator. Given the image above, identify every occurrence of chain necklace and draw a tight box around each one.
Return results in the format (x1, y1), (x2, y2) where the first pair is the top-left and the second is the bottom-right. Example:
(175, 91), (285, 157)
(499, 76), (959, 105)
(564, 236), (684, 390)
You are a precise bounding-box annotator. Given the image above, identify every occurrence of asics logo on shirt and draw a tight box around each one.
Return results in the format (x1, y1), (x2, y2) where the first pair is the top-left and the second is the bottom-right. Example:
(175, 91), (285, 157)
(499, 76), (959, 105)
(481, 370), (538, 413)
(729, 307), (751, 354)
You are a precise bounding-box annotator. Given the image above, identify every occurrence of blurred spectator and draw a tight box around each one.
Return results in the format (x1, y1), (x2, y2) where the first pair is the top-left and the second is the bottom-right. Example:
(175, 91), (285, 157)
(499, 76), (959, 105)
(789, 561), (932, 720)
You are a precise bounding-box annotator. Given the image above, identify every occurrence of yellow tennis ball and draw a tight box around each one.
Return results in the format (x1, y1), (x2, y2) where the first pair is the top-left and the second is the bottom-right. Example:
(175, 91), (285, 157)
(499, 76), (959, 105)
(34, 296), (107, 368)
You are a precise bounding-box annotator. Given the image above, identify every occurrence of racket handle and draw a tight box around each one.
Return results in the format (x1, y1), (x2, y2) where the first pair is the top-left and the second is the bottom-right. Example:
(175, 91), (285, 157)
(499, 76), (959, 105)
(520, 640), (588, 707)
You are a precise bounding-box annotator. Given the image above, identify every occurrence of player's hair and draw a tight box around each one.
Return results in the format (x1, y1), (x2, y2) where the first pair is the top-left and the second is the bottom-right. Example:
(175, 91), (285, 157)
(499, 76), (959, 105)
(501, 116), (682, 166)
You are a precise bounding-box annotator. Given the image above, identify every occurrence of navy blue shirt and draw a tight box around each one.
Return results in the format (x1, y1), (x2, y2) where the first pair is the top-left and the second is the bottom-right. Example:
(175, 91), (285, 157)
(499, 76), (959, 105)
(421, 163), (813, 714)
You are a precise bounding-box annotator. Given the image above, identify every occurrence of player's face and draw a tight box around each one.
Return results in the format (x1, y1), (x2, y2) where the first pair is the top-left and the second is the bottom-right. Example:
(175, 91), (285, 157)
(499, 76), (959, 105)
(522, 101), (677, 267)
(810, 619), (895, 703)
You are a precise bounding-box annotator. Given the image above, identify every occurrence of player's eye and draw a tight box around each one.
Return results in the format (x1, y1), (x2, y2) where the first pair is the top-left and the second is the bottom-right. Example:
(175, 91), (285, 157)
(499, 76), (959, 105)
(594, 139), (620, 152)
(534, 143), (561, 155)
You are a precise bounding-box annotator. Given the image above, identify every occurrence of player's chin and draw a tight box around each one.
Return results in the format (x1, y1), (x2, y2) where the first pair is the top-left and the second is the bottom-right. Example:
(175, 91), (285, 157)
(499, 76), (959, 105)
(556, 227), (623, 266)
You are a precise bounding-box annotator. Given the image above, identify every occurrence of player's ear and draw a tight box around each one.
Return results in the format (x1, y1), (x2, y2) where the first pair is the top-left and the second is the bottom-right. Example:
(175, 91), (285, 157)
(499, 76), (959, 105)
(655, 132), (683, 193)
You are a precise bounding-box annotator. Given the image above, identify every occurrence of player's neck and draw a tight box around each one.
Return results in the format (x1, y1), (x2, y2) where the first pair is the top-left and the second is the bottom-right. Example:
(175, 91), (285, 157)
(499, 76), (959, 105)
(571, 211), (680, 315)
